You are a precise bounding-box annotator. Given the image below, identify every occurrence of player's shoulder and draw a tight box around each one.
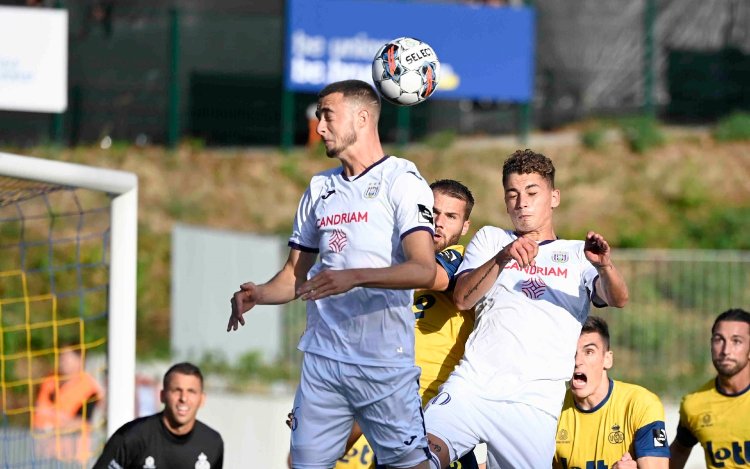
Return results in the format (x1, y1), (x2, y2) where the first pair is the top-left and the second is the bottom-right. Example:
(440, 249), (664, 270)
(681, 378), (719, 408)
(113, 413), (161, 439)
(194, 419), (224, 442)
(612, 380), (663, 405)
(442, 244), (465, 256)
(474, 225), (514, 241)
(380, 155), (427, 181)
(310, 166), (342, 184)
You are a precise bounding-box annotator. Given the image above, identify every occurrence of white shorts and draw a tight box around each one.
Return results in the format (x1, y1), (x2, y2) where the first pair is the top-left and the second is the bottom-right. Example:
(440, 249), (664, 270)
(290, 353), (427, 469)
(424, 383), (557, 469)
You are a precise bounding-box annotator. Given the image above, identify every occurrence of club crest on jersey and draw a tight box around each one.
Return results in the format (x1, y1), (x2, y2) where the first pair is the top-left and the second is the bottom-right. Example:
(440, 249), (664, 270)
(556, 428), (569, 443)
(143, 456), (156, 469)
(608, 424), (625, 444)
(521, 277), (546, 299)
(417, 204), (434, 224)
(329, 229), (348, 253)
(699, 412), (712, 427)
(195, 452), (211, 469)
(364, 182), (380, 199)
(551, 251), (569, 263)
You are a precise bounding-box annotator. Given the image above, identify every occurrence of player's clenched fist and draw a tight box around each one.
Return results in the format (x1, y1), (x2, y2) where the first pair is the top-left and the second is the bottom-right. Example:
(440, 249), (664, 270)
(498, 236), (538, 269)
(584, 231), (613, 269)
(227, 282), (259, 332)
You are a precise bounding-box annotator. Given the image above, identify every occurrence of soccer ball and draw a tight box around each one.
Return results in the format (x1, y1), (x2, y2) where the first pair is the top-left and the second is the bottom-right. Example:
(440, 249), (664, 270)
(372, 37), (440, 106)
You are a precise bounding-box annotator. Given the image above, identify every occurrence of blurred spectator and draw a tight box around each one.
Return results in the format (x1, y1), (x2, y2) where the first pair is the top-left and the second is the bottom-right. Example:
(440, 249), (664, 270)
(33, 344), (104, 463)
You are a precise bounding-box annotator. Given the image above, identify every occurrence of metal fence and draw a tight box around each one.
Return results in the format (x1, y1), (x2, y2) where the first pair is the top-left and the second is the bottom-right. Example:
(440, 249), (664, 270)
(1, 0), (749, 147)
(281, 249), (750, 402)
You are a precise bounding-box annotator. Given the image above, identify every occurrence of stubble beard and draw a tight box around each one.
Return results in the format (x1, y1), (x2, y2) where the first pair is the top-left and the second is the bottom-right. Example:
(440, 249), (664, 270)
(326, 128), (357, 158)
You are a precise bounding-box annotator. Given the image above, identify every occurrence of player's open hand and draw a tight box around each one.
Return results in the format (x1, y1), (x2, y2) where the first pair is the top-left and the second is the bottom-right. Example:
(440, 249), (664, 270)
(499, 236), (538, 269)
(227, 282), (259, 332)
(297, 269), (354, 301)
(584, 231), (613, 269)
(611, 452), (636, 469)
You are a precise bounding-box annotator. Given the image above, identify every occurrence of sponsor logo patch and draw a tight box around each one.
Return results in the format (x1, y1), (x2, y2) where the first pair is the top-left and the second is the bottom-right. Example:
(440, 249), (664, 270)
(417, 204), (434, 224)
(653, 428), (667, 447)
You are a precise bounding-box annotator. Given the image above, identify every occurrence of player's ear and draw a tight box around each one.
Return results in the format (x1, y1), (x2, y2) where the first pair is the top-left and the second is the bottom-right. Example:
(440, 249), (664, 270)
(461, 219), (470, 237)
(198, 391), (206, 408)
(603, 350), (614, 370)
(551, 188), (560, 209)
(357, 107), (370, 127)
(159, 389), (166, 405)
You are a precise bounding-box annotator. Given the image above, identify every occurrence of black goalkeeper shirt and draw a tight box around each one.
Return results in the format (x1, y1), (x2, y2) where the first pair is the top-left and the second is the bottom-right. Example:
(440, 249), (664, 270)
(93, 412), (223, 469)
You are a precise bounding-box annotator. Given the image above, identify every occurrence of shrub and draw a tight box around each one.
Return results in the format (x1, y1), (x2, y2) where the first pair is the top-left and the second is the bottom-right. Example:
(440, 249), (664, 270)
(619, 116), (665, 153)
(713, 112), (750, 142)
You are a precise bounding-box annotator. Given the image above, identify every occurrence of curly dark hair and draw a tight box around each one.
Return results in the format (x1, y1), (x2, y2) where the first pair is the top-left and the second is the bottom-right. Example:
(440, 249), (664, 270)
(502, 149), (555, 188)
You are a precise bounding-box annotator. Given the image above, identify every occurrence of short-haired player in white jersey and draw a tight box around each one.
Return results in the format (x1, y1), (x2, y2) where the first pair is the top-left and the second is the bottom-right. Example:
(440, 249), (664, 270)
(423, 149), (630, 469)
(228, 80), (436, 469)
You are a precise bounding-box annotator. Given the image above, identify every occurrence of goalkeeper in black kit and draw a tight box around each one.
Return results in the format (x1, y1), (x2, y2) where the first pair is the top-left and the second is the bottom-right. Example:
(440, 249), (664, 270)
(93, 362), (223, 469)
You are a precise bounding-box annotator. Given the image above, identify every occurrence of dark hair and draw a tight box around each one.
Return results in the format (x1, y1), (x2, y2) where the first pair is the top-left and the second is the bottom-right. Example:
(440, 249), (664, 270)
(163, 362), (204, 389)
(502, 149), (555, 188)
(318, 79), (381, 119)
(430, 179), (475, 220)
(581, 315), (610, 350)
(712, 308), (750, 334)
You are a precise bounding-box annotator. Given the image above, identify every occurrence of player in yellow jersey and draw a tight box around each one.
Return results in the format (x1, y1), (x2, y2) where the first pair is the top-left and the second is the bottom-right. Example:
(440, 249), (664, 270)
(554, 315), (669, 469)
(669, 308), (750, 469)
(334, 179), (479, 469)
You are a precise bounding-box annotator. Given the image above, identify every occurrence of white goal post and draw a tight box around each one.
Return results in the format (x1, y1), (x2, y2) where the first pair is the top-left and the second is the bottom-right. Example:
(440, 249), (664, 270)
(0, 151), (138, 437)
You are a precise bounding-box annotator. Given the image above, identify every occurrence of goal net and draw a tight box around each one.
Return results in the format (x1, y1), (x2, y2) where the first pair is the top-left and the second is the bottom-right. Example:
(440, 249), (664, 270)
(0, 152), (137, 468)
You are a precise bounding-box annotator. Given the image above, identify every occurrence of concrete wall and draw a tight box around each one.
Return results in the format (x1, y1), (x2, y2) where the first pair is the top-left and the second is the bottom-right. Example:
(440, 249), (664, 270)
(199, 392), (707, 469)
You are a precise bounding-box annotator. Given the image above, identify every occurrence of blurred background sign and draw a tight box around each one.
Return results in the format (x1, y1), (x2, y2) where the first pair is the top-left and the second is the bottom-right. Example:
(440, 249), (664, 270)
(0, 6), (67, 113)
(285, 0), (535, 102)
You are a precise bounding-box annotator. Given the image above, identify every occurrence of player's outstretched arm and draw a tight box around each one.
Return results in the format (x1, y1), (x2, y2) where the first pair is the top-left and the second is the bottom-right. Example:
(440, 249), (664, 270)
(453, 236), (538, 310)
(585, 231), (629, 308)
(297, 229), (435, 300)
(635, 455), (668, 469)
(667, 441), (692, 469)
(227, 249), (316, 331)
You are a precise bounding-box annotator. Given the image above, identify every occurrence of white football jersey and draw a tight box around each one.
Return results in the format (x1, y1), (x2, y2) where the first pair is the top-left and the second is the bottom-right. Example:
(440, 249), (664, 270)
(451, 227), (603, 417)
(289, 155), (434, 367)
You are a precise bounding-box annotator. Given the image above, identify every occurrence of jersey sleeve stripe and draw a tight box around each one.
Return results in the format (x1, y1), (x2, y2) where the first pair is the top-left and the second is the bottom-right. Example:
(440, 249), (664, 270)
(288, 241), (319, 253)
(400, 225), (434, 241)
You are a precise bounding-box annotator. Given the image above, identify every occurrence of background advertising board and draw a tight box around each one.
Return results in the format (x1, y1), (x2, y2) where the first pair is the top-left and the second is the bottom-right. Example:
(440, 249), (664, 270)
(0, 6), (68, 113)
(285, 0), (535, 102)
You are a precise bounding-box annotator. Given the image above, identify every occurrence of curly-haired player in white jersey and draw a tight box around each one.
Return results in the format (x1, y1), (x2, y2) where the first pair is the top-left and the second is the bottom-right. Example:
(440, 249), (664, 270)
(228, 80), (436, 469)
(423, 149), (630, 469)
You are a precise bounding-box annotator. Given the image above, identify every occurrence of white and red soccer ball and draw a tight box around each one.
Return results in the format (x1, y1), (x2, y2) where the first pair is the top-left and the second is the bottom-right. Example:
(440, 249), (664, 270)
(372, 37), (440, 106)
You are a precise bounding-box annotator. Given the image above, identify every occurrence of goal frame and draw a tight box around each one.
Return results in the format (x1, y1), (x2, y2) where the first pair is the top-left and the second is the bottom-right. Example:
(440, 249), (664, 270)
(0, 151), (138, 437)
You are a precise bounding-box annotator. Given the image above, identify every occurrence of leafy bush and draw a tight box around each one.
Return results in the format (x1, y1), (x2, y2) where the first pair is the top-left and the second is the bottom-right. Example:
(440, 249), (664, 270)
(580, 126), (607, 150)
(713, 112), (750, 142)
(619, 116), (665, 153)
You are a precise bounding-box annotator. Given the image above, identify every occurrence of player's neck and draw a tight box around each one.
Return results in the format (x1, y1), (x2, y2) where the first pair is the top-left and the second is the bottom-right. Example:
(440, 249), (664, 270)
(161, 413), (196, 436)
(717, 368), (750, 395)
(514, 227), (556, 242)
(337, 135), (384, 178)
